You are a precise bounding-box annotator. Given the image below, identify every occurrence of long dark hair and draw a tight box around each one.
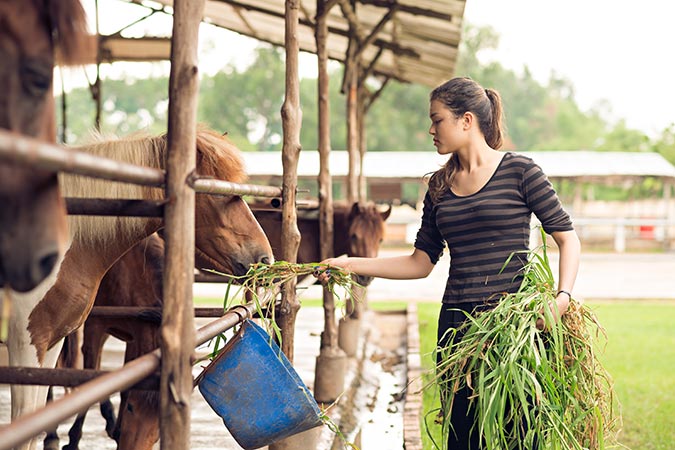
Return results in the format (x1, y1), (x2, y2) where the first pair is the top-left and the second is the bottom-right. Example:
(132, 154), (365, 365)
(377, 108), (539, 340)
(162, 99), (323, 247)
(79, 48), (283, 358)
(427, 77), (505, 202)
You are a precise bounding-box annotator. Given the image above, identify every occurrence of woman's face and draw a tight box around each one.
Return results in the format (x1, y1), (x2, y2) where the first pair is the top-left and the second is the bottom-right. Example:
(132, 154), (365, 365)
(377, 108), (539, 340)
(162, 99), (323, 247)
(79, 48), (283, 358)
(428, 99), (465, 155)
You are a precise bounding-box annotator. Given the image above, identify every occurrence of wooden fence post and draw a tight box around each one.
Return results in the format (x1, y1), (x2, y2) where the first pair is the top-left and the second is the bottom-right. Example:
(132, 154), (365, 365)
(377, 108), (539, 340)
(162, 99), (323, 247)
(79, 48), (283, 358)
(160, 0), (204, 449)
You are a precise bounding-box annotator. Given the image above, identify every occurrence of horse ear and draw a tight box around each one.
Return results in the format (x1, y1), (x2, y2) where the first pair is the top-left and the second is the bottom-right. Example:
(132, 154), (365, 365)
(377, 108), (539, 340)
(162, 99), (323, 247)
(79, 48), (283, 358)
(350, 202), (360, 218)
(380, 204), (392, 221)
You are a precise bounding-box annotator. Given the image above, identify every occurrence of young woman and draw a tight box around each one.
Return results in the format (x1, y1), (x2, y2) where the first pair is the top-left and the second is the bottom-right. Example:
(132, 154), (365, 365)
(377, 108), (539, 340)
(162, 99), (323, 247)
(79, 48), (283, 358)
(317, 76), (581, 449)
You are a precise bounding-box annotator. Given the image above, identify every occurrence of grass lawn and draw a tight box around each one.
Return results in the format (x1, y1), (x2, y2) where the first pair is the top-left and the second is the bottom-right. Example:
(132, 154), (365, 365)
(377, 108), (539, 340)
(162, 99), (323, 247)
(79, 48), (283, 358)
(417, 300), (675, 450)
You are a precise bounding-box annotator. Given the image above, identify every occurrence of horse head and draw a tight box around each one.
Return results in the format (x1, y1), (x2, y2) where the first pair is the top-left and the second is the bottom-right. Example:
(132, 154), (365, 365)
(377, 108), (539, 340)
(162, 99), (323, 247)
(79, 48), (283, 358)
(0, 0), (88, 291)
(345, 202), (391, 286)
(191, 129), (273, 277)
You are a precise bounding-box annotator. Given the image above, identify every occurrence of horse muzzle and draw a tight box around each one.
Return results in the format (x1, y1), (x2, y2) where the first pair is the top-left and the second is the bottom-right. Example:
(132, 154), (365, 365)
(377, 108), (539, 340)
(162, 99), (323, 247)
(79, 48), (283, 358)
(354, 274), (373, 287)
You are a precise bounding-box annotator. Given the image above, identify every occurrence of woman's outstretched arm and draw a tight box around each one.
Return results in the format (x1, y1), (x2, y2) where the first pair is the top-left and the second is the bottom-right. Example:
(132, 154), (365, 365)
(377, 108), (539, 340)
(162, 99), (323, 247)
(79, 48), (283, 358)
(318, 248), (436, 281)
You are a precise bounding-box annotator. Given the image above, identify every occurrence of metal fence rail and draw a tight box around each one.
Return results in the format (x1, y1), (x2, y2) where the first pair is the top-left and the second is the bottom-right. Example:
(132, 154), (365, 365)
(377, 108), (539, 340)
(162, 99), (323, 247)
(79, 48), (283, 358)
(0, 302), (262, 450)
(0, 130), (164, 186)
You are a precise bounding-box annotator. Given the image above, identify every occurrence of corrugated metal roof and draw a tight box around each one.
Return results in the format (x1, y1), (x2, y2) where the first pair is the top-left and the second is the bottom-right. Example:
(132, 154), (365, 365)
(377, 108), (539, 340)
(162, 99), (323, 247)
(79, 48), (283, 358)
(125, 0), (466, 87)
(242, 150), (675, 180)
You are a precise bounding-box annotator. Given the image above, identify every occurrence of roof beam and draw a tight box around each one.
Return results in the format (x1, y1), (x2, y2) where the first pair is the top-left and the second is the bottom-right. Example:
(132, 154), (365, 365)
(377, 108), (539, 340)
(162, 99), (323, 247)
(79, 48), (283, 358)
(208, 0), (412, 51)
(358, 0), (453, 21)
(360, 46), (383, 82)
(232, 4), (259, 38)
(354, 5), (399, 60)
(337, 0), (366, 44)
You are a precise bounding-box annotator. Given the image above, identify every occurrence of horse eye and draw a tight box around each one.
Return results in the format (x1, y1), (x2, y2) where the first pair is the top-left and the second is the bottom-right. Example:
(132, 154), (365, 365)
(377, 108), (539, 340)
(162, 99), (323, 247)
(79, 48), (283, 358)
(21, 59), (53, 97)
(350, 234), (358, 243)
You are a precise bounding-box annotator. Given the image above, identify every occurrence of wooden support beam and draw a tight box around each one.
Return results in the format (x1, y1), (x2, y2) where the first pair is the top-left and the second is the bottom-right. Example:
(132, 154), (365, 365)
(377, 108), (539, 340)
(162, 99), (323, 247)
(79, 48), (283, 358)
(360, 46), (384, 83)
(364, 76), (390, 113)
(316, 0), (338, 352)
(337, 0), (365, 44)
(277, 0), (303, 363)
(160, 0), (204, 448)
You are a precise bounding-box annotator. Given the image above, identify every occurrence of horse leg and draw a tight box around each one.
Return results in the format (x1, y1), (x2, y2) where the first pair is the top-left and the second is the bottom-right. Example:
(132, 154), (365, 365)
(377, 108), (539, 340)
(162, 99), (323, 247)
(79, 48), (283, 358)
(100, 397), (118, 440)
(61, 411), (87, 450)
(8, 336), (64, 450)
(42, 386), (60, 450)
(112, 389), (129, 444)
(7, 290), (64, 450)
(63, 324), (113, 450)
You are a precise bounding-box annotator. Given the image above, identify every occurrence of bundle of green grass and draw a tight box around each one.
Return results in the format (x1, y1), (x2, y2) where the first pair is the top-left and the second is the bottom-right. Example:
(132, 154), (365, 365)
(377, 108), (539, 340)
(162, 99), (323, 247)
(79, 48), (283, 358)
(428, 242), (620, 450)
(208, 260), (361, 344)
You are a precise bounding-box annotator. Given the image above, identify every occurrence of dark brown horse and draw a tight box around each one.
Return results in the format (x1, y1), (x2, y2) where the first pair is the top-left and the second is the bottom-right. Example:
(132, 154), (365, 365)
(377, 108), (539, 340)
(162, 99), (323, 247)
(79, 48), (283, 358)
(0, 0), (89, 291)
(253, 201), (392, 285)
(59, 201), (391, 450)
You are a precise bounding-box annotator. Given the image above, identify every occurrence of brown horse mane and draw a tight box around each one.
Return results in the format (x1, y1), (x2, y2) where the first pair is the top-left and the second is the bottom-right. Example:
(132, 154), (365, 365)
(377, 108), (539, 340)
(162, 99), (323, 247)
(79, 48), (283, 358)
(193, 127), (248, 183)
(61, 126), (246, 246)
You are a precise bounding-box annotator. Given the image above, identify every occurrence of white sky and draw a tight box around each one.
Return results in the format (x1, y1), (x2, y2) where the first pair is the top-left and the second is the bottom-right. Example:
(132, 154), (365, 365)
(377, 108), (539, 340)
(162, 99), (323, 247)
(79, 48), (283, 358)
(73, 0), (675, 138)
(462, 0), (675, 137)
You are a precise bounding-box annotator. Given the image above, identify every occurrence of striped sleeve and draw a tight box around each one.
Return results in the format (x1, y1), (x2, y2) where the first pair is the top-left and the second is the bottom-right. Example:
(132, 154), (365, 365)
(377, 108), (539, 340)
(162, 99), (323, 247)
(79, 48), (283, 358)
(414, 191), (446, 264)
(521, 158), (574, 233)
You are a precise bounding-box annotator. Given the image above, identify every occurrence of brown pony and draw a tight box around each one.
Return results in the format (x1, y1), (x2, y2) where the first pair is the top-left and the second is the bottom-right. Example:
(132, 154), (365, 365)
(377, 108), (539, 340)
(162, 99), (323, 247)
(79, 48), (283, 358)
(0, 0), (89, 291)
(54, 234), (166, 450)
(253, 201), (392, 285)
(5, 128), (273, 450)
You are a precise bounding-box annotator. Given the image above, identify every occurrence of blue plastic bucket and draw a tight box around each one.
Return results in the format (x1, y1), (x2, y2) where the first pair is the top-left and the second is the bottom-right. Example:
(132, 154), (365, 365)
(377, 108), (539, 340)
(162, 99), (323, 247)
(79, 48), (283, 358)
(197, 318), (323, 449)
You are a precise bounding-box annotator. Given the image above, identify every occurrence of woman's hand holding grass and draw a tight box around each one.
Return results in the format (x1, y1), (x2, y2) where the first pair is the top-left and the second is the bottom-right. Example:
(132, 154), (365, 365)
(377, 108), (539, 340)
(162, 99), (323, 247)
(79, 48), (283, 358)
(313, 255), (351, 284)
(536, 290), (572, 330)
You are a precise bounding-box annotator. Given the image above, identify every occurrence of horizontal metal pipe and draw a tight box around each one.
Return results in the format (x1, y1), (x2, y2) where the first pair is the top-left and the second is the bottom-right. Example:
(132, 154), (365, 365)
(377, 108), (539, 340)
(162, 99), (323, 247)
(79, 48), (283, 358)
(189, 176), (282, 198)
(194, 303), (258, 346)
(0, 352), (161, 450)
(0, 367), (159, 390)
(0, 304), (258, 449)
(66, 198), (166, 217)
(88, 306), (227, 318)
(0, 130), (165, 186)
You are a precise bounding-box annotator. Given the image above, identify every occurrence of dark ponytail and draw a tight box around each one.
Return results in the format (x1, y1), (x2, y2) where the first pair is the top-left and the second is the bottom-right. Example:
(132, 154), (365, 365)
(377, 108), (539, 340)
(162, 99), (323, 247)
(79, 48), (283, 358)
(427, 77), (505, 202)
(483, 88), (504, 150)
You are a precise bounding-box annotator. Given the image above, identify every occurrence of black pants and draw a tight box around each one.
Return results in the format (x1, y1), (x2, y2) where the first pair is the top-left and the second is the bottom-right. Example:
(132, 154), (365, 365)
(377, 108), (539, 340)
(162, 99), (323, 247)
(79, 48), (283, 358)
(437, 303), (487, 450)
(437, 303), (539, 450)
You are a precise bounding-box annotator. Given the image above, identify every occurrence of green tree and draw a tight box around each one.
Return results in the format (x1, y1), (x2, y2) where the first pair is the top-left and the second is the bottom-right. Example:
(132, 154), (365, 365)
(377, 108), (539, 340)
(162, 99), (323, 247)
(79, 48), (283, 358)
(597, 119), (651, 152)
(56, 76), (170, 143)
(298, 67), (347, 151)
(199, 45), (286, 151)
(453, 23), (607, 151)
(100, 77), (169, 136)
(653, 124), (675, 164)
(365, 80), (430, 151)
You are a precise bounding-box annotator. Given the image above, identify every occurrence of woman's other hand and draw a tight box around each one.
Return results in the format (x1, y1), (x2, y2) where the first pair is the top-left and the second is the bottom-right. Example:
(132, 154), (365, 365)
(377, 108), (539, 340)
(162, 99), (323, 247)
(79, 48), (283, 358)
(536, 291), (571, 330)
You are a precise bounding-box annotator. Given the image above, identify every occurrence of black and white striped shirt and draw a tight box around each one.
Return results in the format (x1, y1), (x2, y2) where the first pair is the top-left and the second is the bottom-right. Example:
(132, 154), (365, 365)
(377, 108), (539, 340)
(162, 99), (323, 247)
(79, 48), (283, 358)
(415, 152), (574, 305)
